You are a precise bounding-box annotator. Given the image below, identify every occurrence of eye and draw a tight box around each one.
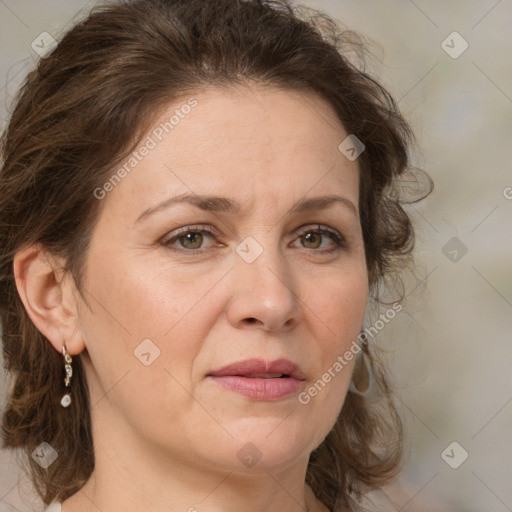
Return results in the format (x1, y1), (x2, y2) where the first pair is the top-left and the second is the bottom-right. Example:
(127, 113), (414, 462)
(293, 225), (346, 254)
(161, 225), (220, 255)
(161, 223), (346, 256)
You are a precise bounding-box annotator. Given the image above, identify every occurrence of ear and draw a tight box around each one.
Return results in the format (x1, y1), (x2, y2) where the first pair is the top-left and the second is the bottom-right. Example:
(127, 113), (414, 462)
(13, 244), (86, 356)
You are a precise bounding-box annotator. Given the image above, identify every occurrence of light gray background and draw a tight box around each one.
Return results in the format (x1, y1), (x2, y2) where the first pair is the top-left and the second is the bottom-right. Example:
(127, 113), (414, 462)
(1, 1), (511, 511)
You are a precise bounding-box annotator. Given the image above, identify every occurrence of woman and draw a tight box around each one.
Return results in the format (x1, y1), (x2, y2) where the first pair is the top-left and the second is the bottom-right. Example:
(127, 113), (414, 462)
(0, 0), (431, 511)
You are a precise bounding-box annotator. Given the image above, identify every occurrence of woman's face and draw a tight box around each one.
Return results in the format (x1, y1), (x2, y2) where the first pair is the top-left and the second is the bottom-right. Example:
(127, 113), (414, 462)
(77, 84), (368, 474)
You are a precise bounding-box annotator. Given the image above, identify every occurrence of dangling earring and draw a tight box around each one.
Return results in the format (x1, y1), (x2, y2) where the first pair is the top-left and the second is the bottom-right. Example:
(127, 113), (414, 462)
(349, 350), (373, 397)
(60, 343), (73, 407)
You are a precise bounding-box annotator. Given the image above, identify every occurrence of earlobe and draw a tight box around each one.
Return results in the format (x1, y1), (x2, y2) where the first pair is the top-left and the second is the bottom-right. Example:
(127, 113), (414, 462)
(13, 244), (85, 356)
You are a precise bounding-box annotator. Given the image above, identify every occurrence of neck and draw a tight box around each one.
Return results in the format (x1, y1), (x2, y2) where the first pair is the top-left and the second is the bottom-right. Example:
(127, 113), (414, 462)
(61, 407), (327, 512)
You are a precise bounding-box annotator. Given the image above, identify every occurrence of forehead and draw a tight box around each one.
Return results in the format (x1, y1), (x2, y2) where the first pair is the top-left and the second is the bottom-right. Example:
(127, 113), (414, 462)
(161, 84), (348, 160)
(101, 84), (360, 219)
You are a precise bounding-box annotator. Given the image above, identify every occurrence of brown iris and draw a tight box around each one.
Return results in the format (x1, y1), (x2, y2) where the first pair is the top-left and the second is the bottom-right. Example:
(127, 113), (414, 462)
(179, 232), (204, 250)
(300, 232), (322, 249)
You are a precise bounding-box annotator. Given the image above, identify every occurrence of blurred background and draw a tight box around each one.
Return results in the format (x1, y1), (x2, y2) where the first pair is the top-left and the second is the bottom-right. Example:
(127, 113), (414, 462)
(1, 1), (511, 510)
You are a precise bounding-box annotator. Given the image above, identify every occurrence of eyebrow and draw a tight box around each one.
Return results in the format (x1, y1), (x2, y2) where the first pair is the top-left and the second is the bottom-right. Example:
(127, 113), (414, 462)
(134, 192), (358, 224)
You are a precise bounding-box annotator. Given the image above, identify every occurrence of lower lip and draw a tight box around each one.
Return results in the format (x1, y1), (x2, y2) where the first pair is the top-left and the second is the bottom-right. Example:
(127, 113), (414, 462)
(207, 376), (305, 400)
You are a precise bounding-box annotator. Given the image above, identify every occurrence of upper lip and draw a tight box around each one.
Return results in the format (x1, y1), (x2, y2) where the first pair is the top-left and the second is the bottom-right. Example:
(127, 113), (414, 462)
(207, 358), (306, 380)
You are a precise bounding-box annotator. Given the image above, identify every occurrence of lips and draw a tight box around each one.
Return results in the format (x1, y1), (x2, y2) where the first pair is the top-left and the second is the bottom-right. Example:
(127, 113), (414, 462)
(207, 358), (306, 381)
(207, 358), (307, 400)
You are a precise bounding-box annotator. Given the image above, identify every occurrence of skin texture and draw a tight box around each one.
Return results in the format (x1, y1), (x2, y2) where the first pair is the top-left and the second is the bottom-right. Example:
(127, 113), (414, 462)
(14, 84), (369, 512)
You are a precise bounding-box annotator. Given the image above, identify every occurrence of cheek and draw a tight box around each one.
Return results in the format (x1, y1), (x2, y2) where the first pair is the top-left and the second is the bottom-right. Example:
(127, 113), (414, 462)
(300, 269), (367, 406)
(308, 269), (368, 339)
(78, 256), (228, 396)
(84, 250), (221, 339)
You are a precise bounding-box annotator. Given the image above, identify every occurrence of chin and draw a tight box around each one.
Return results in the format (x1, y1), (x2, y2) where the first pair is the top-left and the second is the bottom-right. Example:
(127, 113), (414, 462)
(214, 421), (316, 469)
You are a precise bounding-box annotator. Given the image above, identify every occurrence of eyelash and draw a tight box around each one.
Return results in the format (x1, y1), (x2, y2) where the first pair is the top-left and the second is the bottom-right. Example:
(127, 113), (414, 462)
(161, 224), (347, 257)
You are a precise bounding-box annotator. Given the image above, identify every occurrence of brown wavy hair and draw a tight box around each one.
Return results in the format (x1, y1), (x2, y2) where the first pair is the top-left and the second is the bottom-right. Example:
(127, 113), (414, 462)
(0, 0), (432, 510)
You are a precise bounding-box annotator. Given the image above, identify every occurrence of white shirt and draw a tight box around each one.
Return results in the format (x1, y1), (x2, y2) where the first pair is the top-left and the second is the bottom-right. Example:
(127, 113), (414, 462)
(45, 503), (62, 512)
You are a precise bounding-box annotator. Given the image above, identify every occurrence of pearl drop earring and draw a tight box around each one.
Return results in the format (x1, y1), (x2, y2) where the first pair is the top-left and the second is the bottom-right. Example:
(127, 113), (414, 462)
(60, 343), (73, 407)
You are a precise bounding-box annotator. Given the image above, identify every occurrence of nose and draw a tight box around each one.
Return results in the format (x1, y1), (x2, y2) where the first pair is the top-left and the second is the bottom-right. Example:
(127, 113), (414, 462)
(225, 243), (303, 333)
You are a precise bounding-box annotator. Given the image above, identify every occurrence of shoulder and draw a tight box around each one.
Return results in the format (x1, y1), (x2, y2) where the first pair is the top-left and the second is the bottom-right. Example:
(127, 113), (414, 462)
(44, 503), (62, 512)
